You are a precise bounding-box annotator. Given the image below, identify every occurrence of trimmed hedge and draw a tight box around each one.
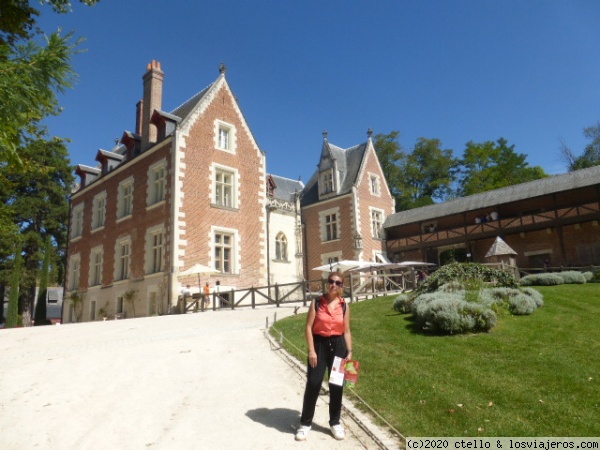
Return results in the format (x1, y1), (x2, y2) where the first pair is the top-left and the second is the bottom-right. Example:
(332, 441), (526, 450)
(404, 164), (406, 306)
(520, 273), (564, 286)
(417, 262), (518, 294)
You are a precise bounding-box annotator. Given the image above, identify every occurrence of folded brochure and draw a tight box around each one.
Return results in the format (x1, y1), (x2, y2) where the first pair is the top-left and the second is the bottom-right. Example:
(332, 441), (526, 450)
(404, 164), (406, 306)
(329, 357), (360, 387)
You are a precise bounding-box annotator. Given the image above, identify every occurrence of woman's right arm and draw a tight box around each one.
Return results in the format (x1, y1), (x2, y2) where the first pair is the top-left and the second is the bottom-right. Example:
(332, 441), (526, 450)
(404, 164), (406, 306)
(306, 299), (317, 368)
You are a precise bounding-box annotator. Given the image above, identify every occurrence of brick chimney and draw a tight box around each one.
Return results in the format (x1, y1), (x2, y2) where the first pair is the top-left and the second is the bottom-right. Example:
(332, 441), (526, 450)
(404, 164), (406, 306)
(141, 60), (164, 150)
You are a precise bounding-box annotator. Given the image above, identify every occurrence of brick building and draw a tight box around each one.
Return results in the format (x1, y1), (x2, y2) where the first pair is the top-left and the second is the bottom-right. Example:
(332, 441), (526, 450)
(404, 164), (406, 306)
(301, 131), (396, 276)
(384, 165), (600, 269)
(65, 61), (306, 322)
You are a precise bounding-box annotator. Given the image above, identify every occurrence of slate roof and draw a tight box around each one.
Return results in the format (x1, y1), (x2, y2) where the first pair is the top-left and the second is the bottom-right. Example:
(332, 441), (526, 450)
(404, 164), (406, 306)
(384, 164), (600, 228)
(301, 140), (369, 207)
(269, 174), (304, 202)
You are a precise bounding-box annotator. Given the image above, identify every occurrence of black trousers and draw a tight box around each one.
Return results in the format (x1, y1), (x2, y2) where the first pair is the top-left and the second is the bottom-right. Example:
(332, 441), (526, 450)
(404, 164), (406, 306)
(300, 334), (348, 426)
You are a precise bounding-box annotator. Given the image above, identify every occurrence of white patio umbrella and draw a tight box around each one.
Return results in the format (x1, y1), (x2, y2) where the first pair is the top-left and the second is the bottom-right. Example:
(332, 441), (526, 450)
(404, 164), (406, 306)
(346, 262), (389, 273)
(178, 263), (218, 290)
(311, 260), (366, 273)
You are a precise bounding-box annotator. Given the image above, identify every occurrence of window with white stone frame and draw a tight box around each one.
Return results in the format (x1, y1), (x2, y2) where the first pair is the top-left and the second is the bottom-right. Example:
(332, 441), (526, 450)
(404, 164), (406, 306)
(89, 246), (103, 286)
(320, 170), (334, 195)
(275, 232), (288, 261)
(212, 227), (238, 274)
(115, 237), (131, 280)
(92, 192), (106, 230)
(71, 203), (84, 239)
(320, 207), (340, 242)
(370, 208), (385, 239)
(68, 253), (81, 291)
(117, 177), (134, 219)
(146, 226), (165, 274)
(147, 160), (166, 206)
(369, 173), (381, 196)
(212, 164), (239, 209)
(215, 120), (237, 153)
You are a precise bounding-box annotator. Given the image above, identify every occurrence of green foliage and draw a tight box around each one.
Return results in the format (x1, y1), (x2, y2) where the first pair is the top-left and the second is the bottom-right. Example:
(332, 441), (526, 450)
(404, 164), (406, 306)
(519, 272), (588, 286)
(555, 271), (587, 284)
(457, 138), (548, 196)
(582, 271), (593, 282)
(0, 0), (99, 166)
(562, 121), (600, 171)
(373, 132), (457, 212)
(392, 293), (413, 313)
(417, 262), (518, 294)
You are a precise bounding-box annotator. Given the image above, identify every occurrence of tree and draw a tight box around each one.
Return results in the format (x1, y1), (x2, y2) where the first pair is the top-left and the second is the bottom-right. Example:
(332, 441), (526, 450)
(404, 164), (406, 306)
(123, 290), (138, 318)
(374, 132), (458, 211)
(0, 137), (74, 320)
(373, 131), (404, 203)
(560, 122), (600, 171)
(5, 240), (24, 328)
(0, 0), (99, 166)
(398, 137), (457, 211)
(457, 138), (547, 197)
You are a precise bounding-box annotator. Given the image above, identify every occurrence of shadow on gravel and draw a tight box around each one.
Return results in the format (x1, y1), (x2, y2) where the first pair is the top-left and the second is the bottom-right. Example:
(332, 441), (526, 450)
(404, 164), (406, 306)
(246, 407), (332, 437)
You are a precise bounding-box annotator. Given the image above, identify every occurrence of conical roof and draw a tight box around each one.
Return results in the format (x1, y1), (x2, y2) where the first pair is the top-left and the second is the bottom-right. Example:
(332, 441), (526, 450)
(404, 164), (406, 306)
(485, 236), (518, 257)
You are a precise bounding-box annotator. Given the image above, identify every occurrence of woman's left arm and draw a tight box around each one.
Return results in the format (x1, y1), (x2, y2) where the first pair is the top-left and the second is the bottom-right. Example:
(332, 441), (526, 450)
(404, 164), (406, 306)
(343, 302), (353, 359)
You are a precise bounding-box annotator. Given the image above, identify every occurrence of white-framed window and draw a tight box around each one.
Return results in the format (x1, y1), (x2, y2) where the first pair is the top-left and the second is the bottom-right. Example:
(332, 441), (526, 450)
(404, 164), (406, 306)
(92, 192), (107, 230)
(212, 227), (238, 274)
(369, 173), (381, 196)
(147, 160), (166, 206)
(320, 170), (334, 195)
(71, 203), (84, 239)
(214, 120), (237, 153)
(68, 253), (81, 291)
(145, 225), (165, 274)
(117, 177), (134, 219)
(371, 208), (384, 239)
(319, 207), (340, 242)
(115, 237), (131, 280)
(275, 232), (288, 261)
(212, 164), (239, 209)
(89, 246), (103, 286)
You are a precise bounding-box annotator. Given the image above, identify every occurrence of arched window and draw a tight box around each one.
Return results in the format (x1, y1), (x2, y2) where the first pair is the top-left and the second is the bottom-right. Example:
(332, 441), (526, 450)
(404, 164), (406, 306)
(275, 232), (288, 261)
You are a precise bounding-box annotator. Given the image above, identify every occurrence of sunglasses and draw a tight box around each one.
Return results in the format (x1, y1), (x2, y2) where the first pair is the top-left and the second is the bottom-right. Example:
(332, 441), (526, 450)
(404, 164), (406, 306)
(327, 279), (343, 286)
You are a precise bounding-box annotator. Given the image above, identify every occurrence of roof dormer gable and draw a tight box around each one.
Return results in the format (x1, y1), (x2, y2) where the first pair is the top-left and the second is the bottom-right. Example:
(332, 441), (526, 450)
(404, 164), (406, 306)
(95, 149), (124, 176)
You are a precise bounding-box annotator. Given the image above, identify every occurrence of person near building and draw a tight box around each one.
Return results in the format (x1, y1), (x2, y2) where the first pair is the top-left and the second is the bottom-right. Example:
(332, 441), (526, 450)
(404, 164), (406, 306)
(295, 272), (352, 442)
(203, 282), (211, 308)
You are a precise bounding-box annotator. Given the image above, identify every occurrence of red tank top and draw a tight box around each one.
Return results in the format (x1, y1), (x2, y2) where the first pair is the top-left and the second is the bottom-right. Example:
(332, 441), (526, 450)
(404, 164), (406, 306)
(312, 296), (346, 337)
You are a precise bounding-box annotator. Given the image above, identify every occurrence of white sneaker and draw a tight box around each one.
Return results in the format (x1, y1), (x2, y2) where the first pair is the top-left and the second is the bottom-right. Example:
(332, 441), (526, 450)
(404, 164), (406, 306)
(330, 424), (345, 440)
(295, 425), (311, 441)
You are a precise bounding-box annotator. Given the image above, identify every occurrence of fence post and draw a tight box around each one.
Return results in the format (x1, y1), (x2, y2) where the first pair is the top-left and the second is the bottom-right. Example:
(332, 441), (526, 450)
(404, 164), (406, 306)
(275, 283), (280, 307)
(230, 288), (235, 309)
(251, 287), (255, 309)
(302, 279), (307, 307)
(349, 273), (355, 303)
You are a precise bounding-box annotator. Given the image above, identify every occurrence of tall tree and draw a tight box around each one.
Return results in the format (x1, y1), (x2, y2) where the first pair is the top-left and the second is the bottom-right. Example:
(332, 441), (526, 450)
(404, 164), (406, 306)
(0, 137), (74, 320)
(560, 121), (600, 172)
(5, 240), (23, 328)
(34, 236), (52, 325)
(398, 137), (457, 211)
(373, 131), (404, 204)
(457, 138), (547, 197)
(0, 0), (99, 166)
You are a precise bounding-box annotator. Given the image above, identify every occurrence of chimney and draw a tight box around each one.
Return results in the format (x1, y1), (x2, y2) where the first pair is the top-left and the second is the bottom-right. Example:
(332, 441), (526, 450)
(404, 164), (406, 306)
(141, 60), (164, 150)
(135, 99), (143, 136)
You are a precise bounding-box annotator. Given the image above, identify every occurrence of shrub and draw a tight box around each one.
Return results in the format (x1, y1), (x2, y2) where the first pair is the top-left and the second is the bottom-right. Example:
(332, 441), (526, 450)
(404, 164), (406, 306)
(413, 292), (497, 334)
(418, 262), (517, 294)
(520, 287), (544, 307)
(582, 271), (593, 282)
(556, 271), (587, 284)
(520, 273), (563, 286)
(393, 293), (414, 313)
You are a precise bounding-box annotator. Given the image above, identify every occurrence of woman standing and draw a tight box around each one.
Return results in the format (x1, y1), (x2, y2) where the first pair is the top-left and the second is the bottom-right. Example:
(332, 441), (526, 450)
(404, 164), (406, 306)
(295, 272), (352, 441)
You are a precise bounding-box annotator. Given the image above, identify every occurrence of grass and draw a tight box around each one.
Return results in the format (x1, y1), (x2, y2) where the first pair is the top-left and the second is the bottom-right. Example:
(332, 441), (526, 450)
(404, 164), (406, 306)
(272, 284), (600, 437)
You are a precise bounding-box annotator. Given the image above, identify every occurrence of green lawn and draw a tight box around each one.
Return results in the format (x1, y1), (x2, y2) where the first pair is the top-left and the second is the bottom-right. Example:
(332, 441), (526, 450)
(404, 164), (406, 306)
(273, 284), (600, 437)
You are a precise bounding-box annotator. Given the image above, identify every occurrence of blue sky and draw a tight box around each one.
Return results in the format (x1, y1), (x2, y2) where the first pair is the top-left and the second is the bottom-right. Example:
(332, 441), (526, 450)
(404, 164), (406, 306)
(39, 0), (600, 183)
